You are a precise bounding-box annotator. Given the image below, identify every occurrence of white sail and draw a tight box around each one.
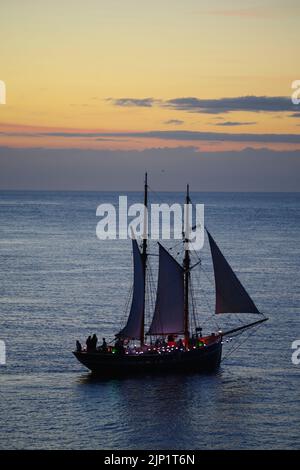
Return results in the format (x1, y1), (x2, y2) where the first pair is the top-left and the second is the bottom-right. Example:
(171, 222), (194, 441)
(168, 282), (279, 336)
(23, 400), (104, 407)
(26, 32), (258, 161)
(147, 244), (184, 336)
(117, 239), (145, 339)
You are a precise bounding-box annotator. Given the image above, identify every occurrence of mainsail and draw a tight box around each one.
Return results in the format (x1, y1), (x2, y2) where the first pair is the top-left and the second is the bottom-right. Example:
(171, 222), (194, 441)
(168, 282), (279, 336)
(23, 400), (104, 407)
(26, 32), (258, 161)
(117, 239), (145, 339)
(207, 229), (260, 314)
(147, 244), (184, 335)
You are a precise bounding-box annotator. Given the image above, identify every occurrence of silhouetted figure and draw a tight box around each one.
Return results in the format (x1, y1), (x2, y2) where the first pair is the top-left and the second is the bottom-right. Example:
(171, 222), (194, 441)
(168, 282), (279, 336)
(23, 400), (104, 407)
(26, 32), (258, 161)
(167, 334), (176, 347)
(86, 335), (92, 352)
(76, 340), (82, 352)
(101, 337), (108, 352)
(178, 338), (184, 350)
(91, 334), (98, 351)
(115, 338), (125, 355)
(196, 327), (203, 341)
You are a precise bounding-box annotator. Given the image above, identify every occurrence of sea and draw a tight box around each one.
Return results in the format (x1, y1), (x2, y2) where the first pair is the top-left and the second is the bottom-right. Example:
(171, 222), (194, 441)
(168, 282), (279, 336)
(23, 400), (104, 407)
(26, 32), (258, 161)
(0, 190), (299, 450)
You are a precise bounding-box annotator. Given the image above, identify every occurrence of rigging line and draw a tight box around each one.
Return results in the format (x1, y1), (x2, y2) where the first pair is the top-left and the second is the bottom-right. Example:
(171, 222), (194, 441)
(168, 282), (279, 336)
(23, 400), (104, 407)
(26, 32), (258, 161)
(146, 261), (156, 326)
(147, 183), (171, 205)
(148, 257), (156, 306)
(170, 238), (186, 254)
(197, 263), (215, 293)
(192, 246), (214, 286)
(146, 277), (152, 334)
(221, 322), (264, 363)
(195, 268), (221, 331)
(149, 183), (201, 268)
(147, 184), (189, 255)
(147, 265), (152, 309)
(190, 256), (221, 332)
(118, 282), (134, 331)
(189, 277), (197, 331)
(157, 239), (185, 263)
(221, 326), (256, 361)
(149, 250), (167, 337)
(170, 238), (185, 248)
(146, 264), (152, 340)
(189, 260), (201, 271)
(146, 257), (163, 338)
(189, 252), (205, 325)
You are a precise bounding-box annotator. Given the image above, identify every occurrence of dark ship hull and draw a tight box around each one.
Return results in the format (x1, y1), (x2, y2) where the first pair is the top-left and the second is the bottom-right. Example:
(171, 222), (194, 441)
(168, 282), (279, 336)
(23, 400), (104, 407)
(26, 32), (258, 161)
(73, 339), (222, 376)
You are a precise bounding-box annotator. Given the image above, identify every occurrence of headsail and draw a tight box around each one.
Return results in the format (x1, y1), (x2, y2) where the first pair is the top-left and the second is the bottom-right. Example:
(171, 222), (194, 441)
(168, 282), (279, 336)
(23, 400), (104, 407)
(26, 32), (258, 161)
(147, 244), (184, 335)
(117, 239), (145, 339)
(207, 229), (260, 314)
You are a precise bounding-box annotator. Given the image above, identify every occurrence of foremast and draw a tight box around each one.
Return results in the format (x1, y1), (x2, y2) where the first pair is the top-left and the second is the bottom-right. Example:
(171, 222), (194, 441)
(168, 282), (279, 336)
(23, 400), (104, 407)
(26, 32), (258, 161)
(140, 172), (148, 346)
(183, 184), (190, 346)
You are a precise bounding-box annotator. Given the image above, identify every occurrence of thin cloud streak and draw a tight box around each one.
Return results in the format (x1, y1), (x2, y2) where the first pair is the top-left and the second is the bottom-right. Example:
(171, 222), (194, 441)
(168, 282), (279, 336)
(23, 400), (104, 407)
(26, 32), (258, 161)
(107, 97), (157, 107)
(164, 119), (184, 125)
(215, 121), (257, 127)
(203, 6), (300, 19)
(96, 131), (300, 144)
(205, 8), (275, 19)
(1, 129), (300, 144)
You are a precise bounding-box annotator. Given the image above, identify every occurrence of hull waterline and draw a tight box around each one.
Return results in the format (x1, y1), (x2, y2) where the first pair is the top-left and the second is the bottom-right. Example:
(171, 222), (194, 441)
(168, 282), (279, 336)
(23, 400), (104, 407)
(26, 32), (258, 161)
(73, 341), (222, 376)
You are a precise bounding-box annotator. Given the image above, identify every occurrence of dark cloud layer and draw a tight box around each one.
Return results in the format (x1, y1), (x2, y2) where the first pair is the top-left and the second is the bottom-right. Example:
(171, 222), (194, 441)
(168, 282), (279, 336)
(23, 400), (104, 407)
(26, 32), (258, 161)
(0, 146), (299, 191)
(110, 95), (298, 114)
(92, 130), (300, 144)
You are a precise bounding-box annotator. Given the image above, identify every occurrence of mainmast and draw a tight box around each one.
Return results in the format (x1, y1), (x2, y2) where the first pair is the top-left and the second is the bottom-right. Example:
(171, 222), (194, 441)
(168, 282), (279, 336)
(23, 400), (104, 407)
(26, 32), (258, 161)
(141, 172), (148, 345)
(183, 184), (190, 346)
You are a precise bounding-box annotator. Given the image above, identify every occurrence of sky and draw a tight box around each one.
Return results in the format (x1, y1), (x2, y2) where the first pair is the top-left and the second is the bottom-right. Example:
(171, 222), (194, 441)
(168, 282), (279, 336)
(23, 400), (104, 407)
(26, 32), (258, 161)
(0, 0), (299, 190)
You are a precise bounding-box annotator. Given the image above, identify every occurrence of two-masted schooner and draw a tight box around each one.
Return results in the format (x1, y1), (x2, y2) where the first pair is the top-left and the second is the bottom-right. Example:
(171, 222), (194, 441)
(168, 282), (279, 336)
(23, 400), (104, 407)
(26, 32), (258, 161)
(73, 174), (268, 375)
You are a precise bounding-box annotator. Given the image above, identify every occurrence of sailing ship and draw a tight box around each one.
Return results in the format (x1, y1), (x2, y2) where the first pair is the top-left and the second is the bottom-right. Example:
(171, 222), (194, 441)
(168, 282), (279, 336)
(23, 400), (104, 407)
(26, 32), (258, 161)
(73, 174), (268, 375)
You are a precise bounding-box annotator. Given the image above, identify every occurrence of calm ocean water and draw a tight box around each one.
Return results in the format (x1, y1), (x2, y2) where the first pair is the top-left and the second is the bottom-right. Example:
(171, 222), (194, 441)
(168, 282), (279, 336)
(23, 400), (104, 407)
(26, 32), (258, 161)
(0, 190), (299, 450)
